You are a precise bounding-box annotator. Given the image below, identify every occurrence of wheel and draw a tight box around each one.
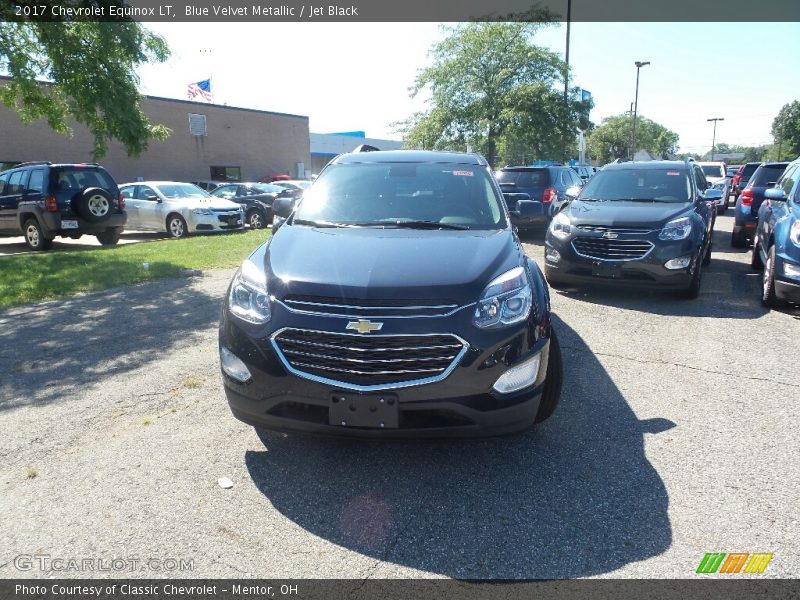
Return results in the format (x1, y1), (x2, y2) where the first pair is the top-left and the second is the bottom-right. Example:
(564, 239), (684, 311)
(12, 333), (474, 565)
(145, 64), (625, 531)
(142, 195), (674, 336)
(681, 255), (703, 299)
(166, 214), (188, 239)
(534, 328), (563, 423)
(750, 237), (764, 271)
(761, 245), (783, 308)
(247, 209), (267, 229)
(23, 218), (52, 251)
(702, 238), (712, 266)
(730, 230), (747, 248)
(96, 227), (122, 246)
(74, 188), (112, 223)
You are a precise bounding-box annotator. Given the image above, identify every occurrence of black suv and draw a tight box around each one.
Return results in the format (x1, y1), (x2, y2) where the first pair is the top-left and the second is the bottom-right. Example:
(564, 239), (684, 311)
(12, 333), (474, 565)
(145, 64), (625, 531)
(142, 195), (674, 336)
(495, 165), (583, 230)
(0, 162), (126, 250)
(544, 160), (720, 299)
(219, 150), (563, 437)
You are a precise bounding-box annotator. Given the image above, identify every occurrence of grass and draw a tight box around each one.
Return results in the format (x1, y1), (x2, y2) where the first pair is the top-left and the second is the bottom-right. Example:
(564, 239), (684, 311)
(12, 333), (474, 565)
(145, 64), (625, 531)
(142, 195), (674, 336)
(0, 230), (269, 308)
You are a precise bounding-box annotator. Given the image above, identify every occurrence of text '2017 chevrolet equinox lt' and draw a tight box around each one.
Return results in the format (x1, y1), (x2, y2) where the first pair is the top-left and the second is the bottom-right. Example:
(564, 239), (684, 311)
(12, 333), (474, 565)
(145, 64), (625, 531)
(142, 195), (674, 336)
(219, 150), (563, 437)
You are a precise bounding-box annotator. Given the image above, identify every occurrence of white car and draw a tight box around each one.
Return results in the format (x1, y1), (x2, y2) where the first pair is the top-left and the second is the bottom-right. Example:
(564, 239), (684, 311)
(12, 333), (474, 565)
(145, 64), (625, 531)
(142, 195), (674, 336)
(119, 181), (244, 238)
(698, 162), (730, 212)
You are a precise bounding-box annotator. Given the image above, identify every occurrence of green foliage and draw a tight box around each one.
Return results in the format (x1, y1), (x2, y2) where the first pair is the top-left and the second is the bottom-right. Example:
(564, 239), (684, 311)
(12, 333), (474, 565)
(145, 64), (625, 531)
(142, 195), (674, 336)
(398, 19), (592, 167)
(587, 114), (679, 164)
(0, 15), (171, 160)
(771, 101), (800, 159)
(699, 143), (769, 163)
(0, 230), (268, 308)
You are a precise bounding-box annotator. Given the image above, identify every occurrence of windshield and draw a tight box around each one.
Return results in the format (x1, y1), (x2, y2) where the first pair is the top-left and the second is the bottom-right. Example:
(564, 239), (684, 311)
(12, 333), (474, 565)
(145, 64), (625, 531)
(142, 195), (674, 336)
(252, 183), (284, 193)
(701, 165), (725, 178)
(578, 168), (691, 203)
(155, 183), (209, 198)
(293, 163), (505, 229)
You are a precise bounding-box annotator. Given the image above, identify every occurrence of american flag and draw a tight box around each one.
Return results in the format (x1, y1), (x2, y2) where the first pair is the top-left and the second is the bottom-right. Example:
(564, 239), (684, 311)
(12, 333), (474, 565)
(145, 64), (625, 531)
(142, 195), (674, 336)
(187, 78), (213, 103)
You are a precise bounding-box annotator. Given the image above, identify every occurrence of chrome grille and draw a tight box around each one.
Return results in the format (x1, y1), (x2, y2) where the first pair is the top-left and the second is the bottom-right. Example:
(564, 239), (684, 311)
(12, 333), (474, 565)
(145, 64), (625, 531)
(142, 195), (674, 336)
(282, 296), (459, 318)
(572, 238), (654, 261)
(575, 225), (654, 235)
(272, 329), (467, 389)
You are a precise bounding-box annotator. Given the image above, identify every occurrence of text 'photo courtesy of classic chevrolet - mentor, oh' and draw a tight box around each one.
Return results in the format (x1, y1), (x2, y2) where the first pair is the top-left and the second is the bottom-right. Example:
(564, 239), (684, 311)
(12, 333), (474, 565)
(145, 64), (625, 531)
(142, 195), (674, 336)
(218, 149), (563, 437)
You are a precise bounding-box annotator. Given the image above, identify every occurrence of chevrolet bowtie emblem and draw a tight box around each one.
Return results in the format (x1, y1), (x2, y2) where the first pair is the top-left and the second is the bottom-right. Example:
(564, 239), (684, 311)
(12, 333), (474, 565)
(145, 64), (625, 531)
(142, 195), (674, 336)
(602, 231), (619, 239)
(346, 319), (384, 334)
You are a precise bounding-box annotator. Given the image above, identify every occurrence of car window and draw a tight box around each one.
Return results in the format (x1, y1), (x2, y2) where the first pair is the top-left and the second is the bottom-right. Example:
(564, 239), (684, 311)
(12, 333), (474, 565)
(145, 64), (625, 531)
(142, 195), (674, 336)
(569, 170), (582, 186)
(496, 169), (547, 188)
(778, 165), (798, 196)
(0, 172), (9, 195)
(135, 185), (157, 200)
(7, 170), (26, 194)
(212, 185), (237, 198)
(120, 186), (135, 199)
(580, 167), (692, 203)
(252, 183), (283, 194)
(294, 163), (506, 229)
(51, 167), (115, 191)
(751, 164), (789, 187)
(26, 169), (44, 193)
(701, 165), (724, 178)
(156, 183), (209, 198)
(694, 166), (708, 192)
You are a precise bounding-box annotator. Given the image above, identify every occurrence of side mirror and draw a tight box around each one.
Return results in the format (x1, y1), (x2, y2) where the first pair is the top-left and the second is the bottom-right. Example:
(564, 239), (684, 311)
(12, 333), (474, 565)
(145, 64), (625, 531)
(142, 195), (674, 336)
(565, 185), (581, 199)
(764, 188), (787, 202)
(273, 197), (296, 218)
(147, 195), (161, 203)
(515, 200), (539, 219)
(278, 188), (301, 199)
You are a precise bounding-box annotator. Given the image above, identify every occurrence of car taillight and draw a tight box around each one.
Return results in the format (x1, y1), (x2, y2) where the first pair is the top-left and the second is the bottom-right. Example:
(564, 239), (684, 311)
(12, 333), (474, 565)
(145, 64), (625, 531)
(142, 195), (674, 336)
(118, 193), (125, 210)
(741, 187), (753, 207)
(542, 186), (556, 204)
(45, 194), (58, 212)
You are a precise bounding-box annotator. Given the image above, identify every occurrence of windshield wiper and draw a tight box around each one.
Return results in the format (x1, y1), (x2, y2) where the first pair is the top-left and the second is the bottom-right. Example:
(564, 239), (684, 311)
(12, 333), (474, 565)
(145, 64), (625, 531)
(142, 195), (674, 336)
(619, 198), (657, 203)
(350, 220), (470, 230)
(292, 219), (355, 228)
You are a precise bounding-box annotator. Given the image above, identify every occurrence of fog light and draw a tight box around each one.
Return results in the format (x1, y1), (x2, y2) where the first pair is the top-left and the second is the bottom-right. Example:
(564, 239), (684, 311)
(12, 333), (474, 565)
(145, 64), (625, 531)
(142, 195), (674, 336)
(784, 262), (800, 279)
(545, 247), (561, 263)
(492, 352), (541, 394)
(220, 346), (252, 383)
(664, 255), (692, 270)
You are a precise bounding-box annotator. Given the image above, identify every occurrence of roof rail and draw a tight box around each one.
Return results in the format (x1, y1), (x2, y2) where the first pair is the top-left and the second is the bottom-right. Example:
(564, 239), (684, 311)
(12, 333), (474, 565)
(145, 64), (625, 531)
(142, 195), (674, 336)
(352, 144), (380, 153)
(13, 161), (52, 168)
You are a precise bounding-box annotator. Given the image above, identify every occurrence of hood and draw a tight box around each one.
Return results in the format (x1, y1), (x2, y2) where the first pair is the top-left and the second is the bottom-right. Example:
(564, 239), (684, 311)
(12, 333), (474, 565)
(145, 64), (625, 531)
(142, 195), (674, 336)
(565, 200), (692, 228)
(261, 226), (522, 302)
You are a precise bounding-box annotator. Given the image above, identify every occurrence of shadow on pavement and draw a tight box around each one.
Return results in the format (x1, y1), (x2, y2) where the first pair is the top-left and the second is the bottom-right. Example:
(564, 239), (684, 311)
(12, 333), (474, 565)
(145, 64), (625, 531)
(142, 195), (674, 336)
(0, 277), (222, 411)
(244, 315), (674, 578)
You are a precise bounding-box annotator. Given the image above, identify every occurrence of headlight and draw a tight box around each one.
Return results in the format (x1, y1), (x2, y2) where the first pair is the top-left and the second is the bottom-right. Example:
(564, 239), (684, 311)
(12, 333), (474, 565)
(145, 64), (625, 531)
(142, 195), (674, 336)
(473, 267), (532, 329)
(658, 216), (692, 241)
(549, 211), (573, 240)
(790, 221), (800, 247)
(193, 208), (213, 215)
(228, 258), (271, 324)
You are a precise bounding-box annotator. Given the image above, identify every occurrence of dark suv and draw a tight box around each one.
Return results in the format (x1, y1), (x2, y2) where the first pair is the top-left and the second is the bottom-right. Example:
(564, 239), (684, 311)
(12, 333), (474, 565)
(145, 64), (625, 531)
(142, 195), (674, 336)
(495, 165), (583, 230)
(731, 162), (761, 198)
(544, 160), (720, 299)
(731, 162), (788, 248)
(0, 162), (126, 250)
(219, 150), (563, 438)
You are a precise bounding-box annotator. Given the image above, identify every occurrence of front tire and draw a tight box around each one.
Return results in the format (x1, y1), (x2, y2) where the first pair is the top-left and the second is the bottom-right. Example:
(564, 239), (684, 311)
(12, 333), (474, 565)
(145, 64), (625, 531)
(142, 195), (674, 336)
(731, 230), (747, 248)
(750, 238), (764, 271)
(681, 255), (703, 299)
(23, 218), (52, 251)
(534, 328), (563, 423)
(166, 214), (188, 239)
(761, 246), (783, 308)
(702, 238), (712, 266)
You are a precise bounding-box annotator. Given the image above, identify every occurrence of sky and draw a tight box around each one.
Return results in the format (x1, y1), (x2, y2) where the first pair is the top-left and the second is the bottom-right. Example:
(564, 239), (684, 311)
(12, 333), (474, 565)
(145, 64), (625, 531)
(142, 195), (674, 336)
(138, 22), (800, 156)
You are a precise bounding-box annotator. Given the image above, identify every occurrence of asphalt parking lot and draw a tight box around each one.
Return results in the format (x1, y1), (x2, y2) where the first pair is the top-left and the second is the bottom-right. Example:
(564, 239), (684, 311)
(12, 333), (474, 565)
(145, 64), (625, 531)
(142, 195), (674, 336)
(1, 212), (798, 579)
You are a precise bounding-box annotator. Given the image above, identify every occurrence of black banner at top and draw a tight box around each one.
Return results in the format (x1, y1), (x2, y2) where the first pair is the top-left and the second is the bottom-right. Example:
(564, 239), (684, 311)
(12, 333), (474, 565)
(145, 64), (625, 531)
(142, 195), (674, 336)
(3, 0), (800, 22)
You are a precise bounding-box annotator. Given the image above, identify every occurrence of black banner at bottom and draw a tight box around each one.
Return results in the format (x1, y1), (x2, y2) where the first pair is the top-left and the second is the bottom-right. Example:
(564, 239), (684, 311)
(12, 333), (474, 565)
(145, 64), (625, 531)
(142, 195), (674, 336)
(3, 579), (800, 600)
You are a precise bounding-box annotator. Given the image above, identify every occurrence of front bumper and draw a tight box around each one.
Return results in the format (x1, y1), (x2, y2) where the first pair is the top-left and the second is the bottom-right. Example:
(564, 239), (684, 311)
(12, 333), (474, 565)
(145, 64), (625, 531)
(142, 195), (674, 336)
(219, 301), (552, 438)
(544, 232), (702, 290)
(189, 210), (244, 232)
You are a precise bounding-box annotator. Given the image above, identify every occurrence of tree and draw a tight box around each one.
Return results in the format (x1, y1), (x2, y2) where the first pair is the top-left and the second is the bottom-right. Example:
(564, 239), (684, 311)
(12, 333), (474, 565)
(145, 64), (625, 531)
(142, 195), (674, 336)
(0, 13), (171, 159)
(398, 18), (592, 167)
(587, 114), (679, 164)
(771, 101), (800, 160)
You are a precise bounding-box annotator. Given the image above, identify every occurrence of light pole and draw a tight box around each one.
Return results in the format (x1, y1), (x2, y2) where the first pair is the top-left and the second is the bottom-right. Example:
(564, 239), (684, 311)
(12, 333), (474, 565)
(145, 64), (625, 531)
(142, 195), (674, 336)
(562, 0), (572, 161)
(707, 117), (724, 161)
(630, 61), (650, 159)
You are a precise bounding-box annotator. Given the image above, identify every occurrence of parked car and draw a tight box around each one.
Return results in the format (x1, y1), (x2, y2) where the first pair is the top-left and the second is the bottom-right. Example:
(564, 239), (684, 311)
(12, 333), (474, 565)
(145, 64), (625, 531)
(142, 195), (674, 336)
(731, 162), (761, 198)
(191, 180), (226, 192)
(731, 162), (789, 248)
(495, 165), (583, 230)
(698, 162), (730, 212)
(219, 149), (563, 437)
(0, 162), (126, 250)
(751, 156), (800, 307)
(270, 179), (312, 192)
(544, 159), (719, 299)
(210, 182), (285, 229)
(119, 181), (243, 238)
(573, 165), (594, 184)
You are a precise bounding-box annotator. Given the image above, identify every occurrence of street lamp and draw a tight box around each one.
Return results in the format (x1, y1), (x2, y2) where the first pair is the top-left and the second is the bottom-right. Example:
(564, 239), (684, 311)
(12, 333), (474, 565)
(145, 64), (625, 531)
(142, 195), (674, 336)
(707, 117), (724, 161)
(630, 61), (650, 159)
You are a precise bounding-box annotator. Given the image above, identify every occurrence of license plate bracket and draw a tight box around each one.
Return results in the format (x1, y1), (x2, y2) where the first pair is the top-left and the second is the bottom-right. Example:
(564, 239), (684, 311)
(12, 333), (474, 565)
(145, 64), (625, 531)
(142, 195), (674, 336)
(329, 392), (399, 429)
(591, 261), (623, 279)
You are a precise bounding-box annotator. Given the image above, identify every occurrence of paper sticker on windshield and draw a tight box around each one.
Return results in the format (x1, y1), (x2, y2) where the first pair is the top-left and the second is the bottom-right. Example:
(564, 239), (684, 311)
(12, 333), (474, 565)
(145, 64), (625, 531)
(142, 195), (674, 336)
(452, 170), (474, 177)
(666, 171), (681, 176)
